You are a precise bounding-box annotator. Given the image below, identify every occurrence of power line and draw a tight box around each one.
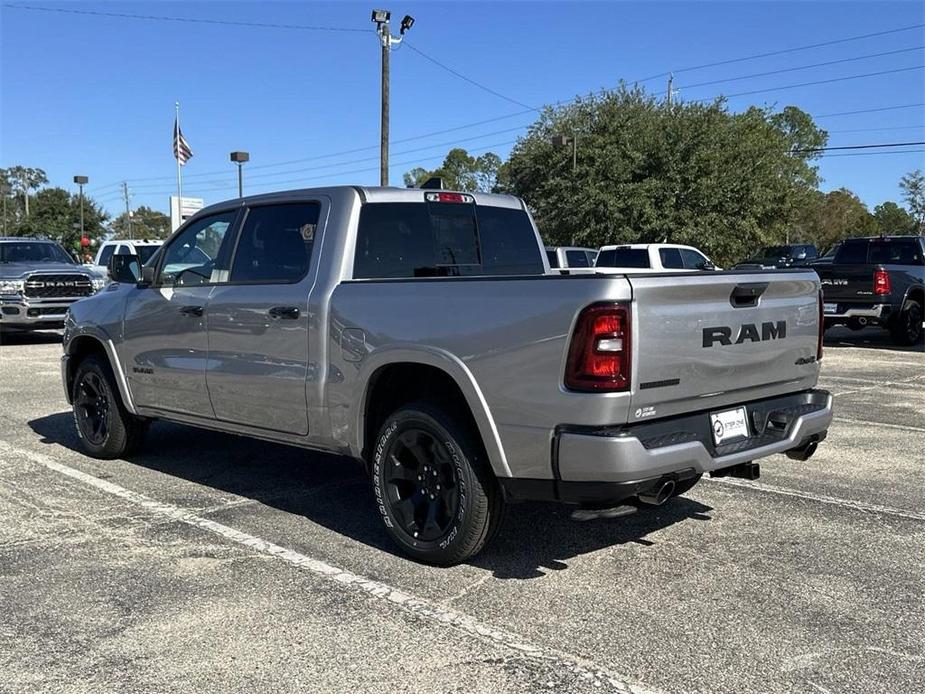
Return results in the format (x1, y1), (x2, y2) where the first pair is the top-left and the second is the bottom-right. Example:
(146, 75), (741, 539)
(122, 124), (534, 191)
(633, 22), (925, 83)
(797, 141), (925, 152)
(828, 125), (924, 134)
(678, 46), (924, 91)
(716, 65), (923, 99)
(820, 148), (924, 157)
(402, 42), (536, 111)
(815, 103), (924, 118)
(1, 3), (371, 32)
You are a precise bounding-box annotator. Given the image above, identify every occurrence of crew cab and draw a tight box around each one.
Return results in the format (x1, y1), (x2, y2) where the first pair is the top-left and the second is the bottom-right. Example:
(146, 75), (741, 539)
(61, 187), (832, 565)
(816, 235), (924, 345)
(1, 237), (104, 332)
(595, 243), (719, 272)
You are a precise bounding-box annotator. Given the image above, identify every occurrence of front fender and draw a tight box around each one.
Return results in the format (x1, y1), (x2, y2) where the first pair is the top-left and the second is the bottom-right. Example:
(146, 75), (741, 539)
(62, 287), (136, 414)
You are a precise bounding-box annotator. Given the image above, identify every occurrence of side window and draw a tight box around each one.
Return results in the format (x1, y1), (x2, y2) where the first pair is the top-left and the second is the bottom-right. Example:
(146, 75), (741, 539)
(158, 211), (237, 287)
(585, 250), (597, 266)
(97, 244), (116, 267)
(230, 203), (320, 283)
(680, 248), (709, 270)
(566, 250), (590, 267)
(659, 247), (684, 269)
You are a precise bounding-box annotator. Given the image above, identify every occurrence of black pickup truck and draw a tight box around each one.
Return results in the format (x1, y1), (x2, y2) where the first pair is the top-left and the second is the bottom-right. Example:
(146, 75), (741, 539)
(815, 235), (924, 346)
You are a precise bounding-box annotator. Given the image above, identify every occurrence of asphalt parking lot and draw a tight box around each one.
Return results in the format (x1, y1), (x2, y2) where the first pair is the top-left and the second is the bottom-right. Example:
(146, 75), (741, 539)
(1, 327), (922, 693)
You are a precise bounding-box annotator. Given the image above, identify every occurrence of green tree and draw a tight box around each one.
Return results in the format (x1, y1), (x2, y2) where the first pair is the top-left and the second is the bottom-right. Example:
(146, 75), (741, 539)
(501, 86), (827, 266)
(4, 165), (48, 218)
(798, 188), (877, 250)
(13, 187), (109, 250)
(899, 169), (925, 229)
(872, 201), (916, 235)
(110, 205), (171, 240)
(403, 148), (503, 192)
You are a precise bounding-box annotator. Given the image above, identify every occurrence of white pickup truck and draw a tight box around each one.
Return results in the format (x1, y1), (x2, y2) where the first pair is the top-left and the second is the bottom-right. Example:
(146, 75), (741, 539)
(596, 243), (720, 272)
(62, 186), (832, 564)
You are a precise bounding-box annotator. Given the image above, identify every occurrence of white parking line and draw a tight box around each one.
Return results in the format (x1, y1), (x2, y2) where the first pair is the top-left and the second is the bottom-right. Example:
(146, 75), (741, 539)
(706, 477), (925, 523)
(0, 440), (655, 694)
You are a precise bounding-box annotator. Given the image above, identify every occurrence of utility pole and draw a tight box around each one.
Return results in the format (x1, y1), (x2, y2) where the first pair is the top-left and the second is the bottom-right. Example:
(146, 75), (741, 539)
(667, 73), (674, 106)
(121, 182), (133, 236)
(380, 35), (390, 186)
(371, 10), (415, 186)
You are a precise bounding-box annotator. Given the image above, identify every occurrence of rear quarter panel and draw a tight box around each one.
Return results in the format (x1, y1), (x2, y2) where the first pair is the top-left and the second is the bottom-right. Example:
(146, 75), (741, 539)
(327, 275), (633, 479)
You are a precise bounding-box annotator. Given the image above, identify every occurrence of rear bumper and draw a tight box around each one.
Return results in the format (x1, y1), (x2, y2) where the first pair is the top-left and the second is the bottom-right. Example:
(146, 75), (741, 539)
(500, 389), (832, 505)
(823, 302), (893, 323)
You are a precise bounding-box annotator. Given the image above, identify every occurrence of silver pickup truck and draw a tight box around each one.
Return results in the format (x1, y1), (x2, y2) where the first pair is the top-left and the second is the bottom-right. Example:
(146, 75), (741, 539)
(61, 186), (833, 564)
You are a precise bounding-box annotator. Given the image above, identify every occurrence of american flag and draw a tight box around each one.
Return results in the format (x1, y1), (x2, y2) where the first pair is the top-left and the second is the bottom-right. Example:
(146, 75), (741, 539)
(173, 117), (193, 165)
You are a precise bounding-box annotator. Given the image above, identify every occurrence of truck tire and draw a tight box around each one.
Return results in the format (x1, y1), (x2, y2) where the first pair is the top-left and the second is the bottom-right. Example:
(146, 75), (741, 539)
(889, 299), (923, 346)
(72, 354), (147, 459)
(371, 401), (505, 566)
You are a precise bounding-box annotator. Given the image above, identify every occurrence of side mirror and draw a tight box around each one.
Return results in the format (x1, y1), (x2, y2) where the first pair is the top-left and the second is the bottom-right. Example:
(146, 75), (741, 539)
(140, 264), (156, 287)
(108, 252), (140, 284)
(796, 252), (807, 260)
(699, 260), (716, 271)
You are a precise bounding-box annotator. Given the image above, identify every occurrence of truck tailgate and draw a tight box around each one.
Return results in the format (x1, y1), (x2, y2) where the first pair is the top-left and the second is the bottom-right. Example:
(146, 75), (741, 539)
(816, 265), (878, 303)
(627, 271), (821, 421)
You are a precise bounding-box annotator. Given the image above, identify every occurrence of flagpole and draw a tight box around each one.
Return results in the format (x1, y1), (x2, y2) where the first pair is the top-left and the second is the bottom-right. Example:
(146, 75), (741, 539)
(175, 101), (183, 205)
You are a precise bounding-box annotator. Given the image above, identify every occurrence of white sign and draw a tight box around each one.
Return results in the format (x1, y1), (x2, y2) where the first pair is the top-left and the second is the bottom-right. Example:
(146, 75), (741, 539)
(169, 196), (205, 231)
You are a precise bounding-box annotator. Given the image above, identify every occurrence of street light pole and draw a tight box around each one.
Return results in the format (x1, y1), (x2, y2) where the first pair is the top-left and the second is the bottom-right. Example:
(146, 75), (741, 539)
(230, 151), (250, 197)
(73, 175), (88, 238)
(372, 10), (414, 186)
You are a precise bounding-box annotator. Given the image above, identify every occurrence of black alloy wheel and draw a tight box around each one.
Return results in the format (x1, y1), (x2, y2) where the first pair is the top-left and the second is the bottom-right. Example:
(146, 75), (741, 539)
(74, 370), (112, 446)
(384, 428), (460, 542)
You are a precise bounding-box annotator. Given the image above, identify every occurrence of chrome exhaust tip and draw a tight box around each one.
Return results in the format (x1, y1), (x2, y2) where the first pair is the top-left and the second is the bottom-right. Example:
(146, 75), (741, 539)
(638, 479), (676, 506)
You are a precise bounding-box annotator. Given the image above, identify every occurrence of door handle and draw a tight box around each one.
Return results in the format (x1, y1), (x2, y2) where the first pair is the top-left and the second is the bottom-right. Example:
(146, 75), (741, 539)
(268, 306), (300, 320)
(178, 305), (204, 317)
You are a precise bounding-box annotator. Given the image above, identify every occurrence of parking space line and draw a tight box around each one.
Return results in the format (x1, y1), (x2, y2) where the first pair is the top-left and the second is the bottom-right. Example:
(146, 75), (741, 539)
(0, 440), (656, 694)
(833, 417), (925, 433)
(706, 477), (925, 523)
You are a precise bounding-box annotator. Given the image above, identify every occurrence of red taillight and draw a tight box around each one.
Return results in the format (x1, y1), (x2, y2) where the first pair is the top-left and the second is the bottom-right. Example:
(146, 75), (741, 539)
(565, 303), (631, 392)
(817, 290), (824, 361)
(873, 269), (891, 295)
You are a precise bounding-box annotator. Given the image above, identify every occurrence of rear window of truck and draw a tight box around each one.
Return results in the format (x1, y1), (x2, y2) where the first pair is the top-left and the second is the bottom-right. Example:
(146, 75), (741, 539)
(353, 202), (544, 278)
(596, 248), (650, 268)
(835, 238), (924, 266)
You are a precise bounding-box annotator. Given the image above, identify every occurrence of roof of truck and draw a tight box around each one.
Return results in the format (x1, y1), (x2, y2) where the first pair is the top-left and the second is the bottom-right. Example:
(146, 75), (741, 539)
(194, 186), (525, 218)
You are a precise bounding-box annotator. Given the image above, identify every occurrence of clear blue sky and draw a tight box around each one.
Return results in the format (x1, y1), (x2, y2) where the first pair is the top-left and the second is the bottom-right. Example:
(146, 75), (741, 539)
(1, 0), (923, 219)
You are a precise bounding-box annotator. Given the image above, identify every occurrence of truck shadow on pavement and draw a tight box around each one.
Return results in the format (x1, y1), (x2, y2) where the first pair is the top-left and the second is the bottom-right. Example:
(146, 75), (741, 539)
(29, 412), (713, 580)
(823, 327), (924, 353)
(0, 330), (63, 346)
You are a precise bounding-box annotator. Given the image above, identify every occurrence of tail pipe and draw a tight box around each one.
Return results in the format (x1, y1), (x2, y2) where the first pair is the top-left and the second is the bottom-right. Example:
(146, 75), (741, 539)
(786, 435), (821, 461)
(637, 478), (676, 506)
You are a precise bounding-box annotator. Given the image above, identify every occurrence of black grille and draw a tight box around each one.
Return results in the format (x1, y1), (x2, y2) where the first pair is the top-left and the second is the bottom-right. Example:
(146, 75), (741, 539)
(23, 274), (92, 299)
